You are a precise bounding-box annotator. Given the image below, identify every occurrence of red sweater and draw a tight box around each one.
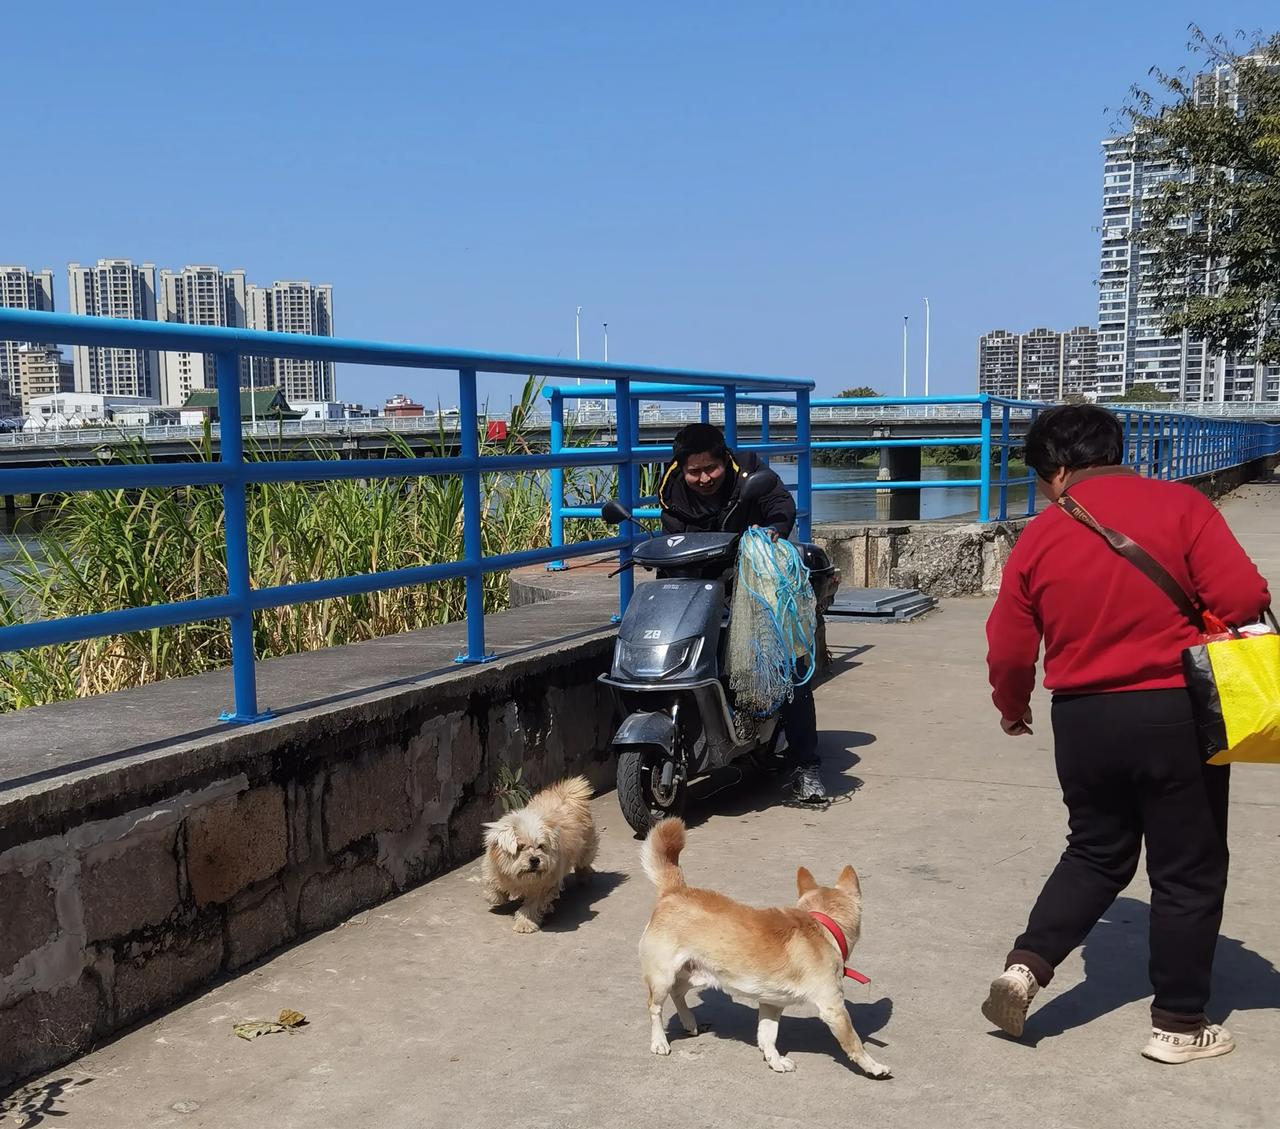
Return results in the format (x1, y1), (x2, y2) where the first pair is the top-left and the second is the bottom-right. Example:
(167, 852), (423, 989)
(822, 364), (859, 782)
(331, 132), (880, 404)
(986, 473), (1271, 722)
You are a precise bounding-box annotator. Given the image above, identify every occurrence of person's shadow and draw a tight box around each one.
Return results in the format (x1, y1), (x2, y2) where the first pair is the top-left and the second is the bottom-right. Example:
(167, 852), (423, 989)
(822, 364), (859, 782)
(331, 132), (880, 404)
(1018, 896), (1280, 1044)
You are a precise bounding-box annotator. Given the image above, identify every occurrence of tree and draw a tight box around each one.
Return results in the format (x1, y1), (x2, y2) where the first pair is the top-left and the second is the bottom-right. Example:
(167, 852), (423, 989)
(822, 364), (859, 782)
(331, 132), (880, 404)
(837, 385), (882, 398)
(1125, 28), (1280, 368)
(1117, 383), (1176, 403)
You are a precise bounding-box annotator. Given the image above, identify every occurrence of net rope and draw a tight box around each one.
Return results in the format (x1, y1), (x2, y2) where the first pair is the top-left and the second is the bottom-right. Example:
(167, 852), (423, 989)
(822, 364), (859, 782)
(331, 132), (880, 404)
(726, 527), (817, 718)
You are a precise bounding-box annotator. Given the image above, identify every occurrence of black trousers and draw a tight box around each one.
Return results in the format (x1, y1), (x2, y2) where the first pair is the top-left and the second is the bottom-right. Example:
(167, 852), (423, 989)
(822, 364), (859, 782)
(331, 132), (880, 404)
(781, 681), (820, 769)
(1007, 688), (1230, 1032)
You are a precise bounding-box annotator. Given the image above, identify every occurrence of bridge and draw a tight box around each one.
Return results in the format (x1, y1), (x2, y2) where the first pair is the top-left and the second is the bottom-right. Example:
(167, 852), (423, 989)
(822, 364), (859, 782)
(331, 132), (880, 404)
(1, 306), (1278, 1125)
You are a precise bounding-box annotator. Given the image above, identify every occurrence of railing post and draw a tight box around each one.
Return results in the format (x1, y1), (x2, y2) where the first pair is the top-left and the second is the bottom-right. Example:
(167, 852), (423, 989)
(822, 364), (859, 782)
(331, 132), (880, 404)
(455, 368), (493, 663)
(978, 397), (992, 522)
(998, 403), (1011, 520)
(615, 376), (636, 620)
(699, 399), (710, 424)
(547, 389), (567, 571)
(217, 350), (271, 723)
(1025, 407), (1039, 516)
(1122, 411), (1133, 466)
(759, 403), (771, 466)
(723, 384), (738, 448)
(796, 388), (812, 541)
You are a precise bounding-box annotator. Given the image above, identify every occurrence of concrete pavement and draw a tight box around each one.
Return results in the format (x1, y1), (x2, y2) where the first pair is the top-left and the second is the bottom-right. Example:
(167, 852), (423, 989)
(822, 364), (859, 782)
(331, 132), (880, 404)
(6, 478), (1279, 1129)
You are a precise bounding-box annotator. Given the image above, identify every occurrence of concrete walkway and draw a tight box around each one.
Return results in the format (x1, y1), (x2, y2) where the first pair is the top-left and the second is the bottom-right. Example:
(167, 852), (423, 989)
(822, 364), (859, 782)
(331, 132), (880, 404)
(8, 478), (1279, 1129)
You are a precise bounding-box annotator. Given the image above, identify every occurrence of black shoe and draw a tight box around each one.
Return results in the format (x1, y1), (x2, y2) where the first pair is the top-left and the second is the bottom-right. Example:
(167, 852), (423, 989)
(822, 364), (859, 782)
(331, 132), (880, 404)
(790, 767), (826, 803)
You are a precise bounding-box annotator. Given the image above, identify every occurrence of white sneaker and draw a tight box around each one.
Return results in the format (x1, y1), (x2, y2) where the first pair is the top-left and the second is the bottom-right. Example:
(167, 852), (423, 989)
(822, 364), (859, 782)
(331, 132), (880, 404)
(1142, 1023), (1234, 1064)
(981, 964), (1039, 1038)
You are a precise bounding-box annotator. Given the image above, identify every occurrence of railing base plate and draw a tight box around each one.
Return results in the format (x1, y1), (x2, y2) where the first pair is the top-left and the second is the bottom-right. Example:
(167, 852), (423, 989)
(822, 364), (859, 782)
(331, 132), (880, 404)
(454, 652), (497, 665)
(219, 709), (276, 725)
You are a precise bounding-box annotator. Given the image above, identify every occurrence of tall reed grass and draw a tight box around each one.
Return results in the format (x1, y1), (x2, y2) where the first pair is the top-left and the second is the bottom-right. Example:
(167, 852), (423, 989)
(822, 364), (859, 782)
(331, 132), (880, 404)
(0, 379), (656, 712)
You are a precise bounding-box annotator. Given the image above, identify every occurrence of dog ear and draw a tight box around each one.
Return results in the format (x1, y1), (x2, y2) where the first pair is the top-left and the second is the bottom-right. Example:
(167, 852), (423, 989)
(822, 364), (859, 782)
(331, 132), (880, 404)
(484, 821), (520, 856)
(796, 867), (818, 895)
(836, 865), (861, 895)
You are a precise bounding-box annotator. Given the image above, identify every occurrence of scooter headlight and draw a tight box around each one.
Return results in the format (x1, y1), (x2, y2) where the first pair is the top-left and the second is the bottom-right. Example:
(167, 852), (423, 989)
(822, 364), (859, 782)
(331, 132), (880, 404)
(615, 636), (701, 679)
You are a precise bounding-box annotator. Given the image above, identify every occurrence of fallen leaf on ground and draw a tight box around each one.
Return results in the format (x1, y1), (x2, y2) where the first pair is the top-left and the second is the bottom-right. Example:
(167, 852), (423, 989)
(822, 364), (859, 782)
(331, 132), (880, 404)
(233, 1022), (284, 1040)
(233, 1009), (308, 1040)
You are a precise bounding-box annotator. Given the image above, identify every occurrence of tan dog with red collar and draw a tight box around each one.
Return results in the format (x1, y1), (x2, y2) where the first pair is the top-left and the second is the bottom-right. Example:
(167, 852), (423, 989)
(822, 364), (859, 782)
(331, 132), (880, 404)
(638, 818), (890, 1078)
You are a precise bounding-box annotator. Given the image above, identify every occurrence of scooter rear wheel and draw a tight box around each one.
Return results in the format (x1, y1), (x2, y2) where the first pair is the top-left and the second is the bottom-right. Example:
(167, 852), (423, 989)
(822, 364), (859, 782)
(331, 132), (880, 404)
(617, 749), (687, 835)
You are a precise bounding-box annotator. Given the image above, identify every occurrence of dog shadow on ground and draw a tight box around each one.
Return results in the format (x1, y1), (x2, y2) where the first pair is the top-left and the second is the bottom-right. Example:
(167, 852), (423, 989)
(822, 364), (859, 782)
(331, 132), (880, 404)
(665, 991), (895, 1064)
(538, 870), (629, 933)
(1015, 895), (1280, 1045)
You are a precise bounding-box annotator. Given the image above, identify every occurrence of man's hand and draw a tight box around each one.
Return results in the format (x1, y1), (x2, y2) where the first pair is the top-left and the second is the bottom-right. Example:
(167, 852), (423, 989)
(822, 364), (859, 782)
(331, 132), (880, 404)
(1000, 708), (1033, 736)
(750, 524), (780, 542)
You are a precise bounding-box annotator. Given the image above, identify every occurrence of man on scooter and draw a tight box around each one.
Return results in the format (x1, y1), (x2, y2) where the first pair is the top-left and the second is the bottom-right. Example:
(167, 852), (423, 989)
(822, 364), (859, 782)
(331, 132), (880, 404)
(658, 422), (826, 803)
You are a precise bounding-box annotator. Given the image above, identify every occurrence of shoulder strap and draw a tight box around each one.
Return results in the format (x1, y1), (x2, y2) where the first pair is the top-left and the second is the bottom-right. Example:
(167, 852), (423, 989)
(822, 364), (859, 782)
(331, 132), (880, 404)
(1056, 492), (1205, 631)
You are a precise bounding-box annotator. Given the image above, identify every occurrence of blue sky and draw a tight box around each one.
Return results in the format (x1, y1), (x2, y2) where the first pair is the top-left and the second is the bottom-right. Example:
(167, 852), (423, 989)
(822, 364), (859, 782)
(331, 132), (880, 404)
(3, 2), (1276, 408)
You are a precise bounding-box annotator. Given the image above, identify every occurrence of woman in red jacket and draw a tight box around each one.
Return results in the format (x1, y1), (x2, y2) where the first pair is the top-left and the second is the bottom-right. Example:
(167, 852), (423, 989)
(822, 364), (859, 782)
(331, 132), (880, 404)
(982, 405), (1270, 1064)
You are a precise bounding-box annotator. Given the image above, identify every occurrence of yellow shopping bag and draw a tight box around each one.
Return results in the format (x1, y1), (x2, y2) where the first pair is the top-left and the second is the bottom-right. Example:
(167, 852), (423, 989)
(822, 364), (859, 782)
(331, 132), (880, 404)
(1184, 631), (1280, 765)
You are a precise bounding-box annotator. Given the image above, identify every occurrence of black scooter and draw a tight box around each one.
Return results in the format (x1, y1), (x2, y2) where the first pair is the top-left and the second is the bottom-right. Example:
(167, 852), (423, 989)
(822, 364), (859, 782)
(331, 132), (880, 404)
(598, 476), (838, 834)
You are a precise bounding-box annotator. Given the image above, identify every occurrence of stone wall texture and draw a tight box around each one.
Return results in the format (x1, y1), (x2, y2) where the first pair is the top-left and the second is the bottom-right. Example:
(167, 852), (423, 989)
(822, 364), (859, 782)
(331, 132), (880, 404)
(0, 634), (615, 1087)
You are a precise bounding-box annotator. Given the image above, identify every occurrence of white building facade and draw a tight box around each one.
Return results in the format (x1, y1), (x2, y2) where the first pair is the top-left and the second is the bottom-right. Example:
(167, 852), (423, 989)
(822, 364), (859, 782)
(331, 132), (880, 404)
(157, 266), (249, 406)
(67, 260), (160, 399)
(0, 265), (56, 418)
(246, 281), (335, 402)
(1098, 59), (1280, 402)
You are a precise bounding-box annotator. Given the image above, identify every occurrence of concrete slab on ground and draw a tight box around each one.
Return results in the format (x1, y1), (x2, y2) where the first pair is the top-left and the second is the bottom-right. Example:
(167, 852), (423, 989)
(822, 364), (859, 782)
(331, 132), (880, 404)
(6, 478), (1279, 1129)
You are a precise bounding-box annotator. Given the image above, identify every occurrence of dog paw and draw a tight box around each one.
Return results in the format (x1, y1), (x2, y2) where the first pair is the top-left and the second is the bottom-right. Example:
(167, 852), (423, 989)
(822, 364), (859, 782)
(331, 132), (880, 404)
(765, 1054), (796, 1073)
(513, 916), (541, 934)
(860, 1059), (892, 1079)
(650, 1037), (672, 1056)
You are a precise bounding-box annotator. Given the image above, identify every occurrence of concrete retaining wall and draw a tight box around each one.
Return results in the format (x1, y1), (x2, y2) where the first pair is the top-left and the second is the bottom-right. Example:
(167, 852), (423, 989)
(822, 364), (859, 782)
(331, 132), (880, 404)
(0, 629), (615, 1086)
(811, 456), (1279, 598)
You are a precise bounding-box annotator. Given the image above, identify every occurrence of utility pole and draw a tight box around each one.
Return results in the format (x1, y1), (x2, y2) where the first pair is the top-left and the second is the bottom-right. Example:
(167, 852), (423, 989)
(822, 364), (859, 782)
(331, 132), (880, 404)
(902, 316), (909, 396)
(923, 297), (931, 397)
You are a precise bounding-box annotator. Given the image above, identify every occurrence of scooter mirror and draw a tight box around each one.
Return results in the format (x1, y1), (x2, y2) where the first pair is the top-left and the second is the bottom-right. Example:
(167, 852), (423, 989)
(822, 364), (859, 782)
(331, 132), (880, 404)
(739, 471), (775, 504)
(601, 500), (633, 524)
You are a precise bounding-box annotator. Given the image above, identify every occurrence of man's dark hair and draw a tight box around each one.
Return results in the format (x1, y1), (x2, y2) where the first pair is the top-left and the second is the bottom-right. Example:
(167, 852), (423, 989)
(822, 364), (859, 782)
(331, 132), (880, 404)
(1023, 404), (1124, 481)
(672, 422), (729, 467)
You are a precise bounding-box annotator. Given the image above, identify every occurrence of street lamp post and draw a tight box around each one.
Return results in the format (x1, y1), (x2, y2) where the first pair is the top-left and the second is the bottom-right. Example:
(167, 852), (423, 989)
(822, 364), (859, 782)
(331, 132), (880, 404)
(902, 316), (909, 396)
(923, 297), (931, 397)
(603, 322), (609, 364)
(575, 306), (582, 389)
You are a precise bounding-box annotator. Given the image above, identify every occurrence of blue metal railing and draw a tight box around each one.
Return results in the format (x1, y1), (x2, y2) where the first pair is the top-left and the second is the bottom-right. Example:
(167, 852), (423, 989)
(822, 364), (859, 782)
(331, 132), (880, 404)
(544, 393), (1280, 546)
(806, 394), (1041, 522)
(0, 308), (813, 722)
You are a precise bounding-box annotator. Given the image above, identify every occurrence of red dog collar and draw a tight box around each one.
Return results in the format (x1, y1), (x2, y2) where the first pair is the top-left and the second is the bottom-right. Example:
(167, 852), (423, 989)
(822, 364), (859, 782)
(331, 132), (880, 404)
(809, 911), (870, 985)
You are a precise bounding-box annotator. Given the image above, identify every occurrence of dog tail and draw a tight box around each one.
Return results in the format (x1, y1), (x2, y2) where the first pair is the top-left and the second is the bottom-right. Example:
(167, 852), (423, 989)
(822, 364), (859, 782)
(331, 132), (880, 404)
(641, 818), (687, 896)
(545, 774), (594, 816)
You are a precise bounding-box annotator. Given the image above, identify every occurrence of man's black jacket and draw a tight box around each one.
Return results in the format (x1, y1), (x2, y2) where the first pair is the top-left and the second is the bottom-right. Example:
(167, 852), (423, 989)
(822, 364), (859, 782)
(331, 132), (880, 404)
(658, 449), (796, 537)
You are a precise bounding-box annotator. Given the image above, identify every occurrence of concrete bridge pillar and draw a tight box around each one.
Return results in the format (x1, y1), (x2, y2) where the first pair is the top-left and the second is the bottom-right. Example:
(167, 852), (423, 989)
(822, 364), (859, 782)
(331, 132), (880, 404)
(875, 445), (921, 522)
(3, 495), (15, 519)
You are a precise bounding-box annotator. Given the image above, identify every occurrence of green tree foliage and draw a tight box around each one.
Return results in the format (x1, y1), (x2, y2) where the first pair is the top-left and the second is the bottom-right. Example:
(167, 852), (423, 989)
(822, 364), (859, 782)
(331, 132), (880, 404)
(1126, 28), (1280, 364)
(837, 386), (882, 398)
(1116, 383), (1177, 402)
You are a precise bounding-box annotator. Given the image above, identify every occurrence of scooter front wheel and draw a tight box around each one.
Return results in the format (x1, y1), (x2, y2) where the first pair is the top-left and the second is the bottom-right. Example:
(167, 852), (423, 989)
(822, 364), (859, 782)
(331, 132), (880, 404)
(617, 748), (687, 835)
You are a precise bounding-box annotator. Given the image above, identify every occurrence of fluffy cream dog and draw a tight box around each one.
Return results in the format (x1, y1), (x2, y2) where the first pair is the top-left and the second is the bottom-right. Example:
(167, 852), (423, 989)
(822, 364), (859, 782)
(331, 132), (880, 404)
(482, 775), (598, 933)
(639, 817), (890, 1078)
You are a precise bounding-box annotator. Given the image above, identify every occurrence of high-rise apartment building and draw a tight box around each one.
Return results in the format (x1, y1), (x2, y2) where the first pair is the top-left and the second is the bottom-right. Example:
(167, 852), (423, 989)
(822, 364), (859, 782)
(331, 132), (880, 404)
(16, 344), (75, 416)
(0, 265), (56, 418)
(977, 326), (1098, 400)
(158, 266), (248, 406)
(67, 260), (160, 398)
(1099, 58), (1280, 402)
(245, 281), (335, 402)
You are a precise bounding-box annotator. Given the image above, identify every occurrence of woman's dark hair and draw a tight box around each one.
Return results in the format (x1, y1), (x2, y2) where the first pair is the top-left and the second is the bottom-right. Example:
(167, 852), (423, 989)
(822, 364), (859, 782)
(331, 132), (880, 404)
(672, 422), (729, 467)
(1023, 404), (1125, 481)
